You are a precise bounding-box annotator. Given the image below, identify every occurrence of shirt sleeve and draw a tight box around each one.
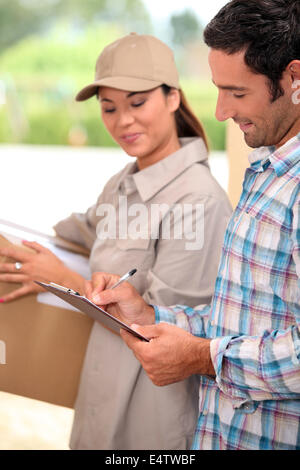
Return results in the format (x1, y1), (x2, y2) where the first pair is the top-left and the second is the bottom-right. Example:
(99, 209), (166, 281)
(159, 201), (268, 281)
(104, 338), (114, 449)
(53, 204), (97, 250)
(210, 196), (300, 407)
(53, 169), (123, 251)
(154, 303), (212, 338)
(53, 181), (112, 250)
(143, 194), (231, 308)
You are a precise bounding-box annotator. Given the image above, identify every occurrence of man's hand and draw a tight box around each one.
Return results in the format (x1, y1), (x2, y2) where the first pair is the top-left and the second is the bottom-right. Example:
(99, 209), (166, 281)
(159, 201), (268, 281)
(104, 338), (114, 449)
(120, 322), (215, 386)
(85, 272), (155, 326)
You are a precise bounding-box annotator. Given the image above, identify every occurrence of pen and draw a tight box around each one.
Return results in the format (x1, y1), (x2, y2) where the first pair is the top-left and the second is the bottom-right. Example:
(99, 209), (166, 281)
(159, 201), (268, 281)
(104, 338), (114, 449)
(110, 268), (137, 290)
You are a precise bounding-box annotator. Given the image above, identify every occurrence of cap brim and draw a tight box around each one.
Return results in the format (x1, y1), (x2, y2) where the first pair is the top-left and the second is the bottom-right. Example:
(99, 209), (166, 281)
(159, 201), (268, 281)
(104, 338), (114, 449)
(75, 77), (164, 101)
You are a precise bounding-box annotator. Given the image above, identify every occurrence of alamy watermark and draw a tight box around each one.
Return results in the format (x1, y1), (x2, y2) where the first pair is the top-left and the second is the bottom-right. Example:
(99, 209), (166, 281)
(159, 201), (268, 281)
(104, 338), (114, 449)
(96, 196), (205, 251)
(0, 340), (6, 365)
(292, 80), (300, 105)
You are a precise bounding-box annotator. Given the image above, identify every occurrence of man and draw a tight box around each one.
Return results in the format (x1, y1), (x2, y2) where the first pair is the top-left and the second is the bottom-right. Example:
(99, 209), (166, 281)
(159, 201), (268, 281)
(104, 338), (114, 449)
(87, 0), (300, 450)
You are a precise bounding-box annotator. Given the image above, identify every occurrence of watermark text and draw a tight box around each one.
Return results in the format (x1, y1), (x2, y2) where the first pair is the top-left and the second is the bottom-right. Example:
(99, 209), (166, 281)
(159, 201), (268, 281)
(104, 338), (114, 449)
(95, 197), (205, 251)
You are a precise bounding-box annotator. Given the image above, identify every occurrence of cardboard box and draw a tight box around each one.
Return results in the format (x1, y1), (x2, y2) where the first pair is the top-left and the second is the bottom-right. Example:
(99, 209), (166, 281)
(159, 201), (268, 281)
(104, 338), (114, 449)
(0, 225), (93, 409)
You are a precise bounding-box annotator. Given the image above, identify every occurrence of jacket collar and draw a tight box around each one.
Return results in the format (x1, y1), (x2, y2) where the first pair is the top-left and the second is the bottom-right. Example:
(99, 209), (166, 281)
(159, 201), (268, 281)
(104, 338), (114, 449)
(119, 137), (208, 202)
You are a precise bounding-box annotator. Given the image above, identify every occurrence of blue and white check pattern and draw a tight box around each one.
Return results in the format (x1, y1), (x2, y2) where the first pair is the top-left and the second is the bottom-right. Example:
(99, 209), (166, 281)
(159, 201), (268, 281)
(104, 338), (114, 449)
(155, 133), (300, 450)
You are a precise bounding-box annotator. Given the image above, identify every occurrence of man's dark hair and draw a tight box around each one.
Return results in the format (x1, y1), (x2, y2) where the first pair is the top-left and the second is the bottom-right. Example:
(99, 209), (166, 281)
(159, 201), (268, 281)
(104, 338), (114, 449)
(204, 0), (300, 101)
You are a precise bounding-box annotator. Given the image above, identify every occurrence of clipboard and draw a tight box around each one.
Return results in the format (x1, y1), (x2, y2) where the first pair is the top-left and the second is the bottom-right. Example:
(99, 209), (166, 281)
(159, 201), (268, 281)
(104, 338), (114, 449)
(35, 281), (150, 342)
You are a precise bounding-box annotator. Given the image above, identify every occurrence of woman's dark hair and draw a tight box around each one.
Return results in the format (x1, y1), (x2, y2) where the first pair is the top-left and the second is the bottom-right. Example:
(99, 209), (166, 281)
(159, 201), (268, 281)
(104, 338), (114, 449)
(203, 0), (300, 101)
(161, 85), (209, 150)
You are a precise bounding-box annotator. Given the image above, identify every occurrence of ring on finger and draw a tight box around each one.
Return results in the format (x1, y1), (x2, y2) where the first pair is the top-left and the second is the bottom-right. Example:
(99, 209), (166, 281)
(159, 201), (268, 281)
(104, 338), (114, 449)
(15, 262), (23, 271)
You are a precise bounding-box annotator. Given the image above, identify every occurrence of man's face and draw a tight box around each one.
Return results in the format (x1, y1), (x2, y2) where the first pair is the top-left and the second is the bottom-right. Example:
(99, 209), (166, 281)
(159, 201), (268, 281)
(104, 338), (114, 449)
(209, 49), (297, 148)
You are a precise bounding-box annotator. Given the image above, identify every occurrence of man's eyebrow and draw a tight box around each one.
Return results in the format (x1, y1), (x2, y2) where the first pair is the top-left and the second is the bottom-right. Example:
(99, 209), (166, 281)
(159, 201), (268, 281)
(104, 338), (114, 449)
(211, 79), (249, 91)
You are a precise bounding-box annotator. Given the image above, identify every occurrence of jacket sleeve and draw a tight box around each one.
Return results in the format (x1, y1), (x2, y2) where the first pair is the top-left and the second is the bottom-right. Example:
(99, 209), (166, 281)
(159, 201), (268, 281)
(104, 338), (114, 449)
(53, 179), (113, 250)
(53, 169), (123, 250)
(53, 204), (98, 250)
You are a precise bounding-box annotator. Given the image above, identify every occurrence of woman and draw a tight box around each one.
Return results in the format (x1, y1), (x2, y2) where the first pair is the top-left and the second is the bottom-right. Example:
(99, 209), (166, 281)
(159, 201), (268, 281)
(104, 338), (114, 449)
(0, 33), (232, 449)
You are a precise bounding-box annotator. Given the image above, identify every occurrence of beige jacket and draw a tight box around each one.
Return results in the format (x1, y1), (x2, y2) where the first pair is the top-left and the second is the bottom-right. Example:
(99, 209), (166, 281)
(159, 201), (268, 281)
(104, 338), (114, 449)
(54, 138), (232, 450)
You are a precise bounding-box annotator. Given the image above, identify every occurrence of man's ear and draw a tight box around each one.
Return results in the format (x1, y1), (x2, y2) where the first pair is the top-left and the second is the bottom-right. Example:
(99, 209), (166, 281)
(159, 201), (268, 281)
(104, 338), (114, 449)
(288, 61), (300, 105)
(288, 60), (300, 81)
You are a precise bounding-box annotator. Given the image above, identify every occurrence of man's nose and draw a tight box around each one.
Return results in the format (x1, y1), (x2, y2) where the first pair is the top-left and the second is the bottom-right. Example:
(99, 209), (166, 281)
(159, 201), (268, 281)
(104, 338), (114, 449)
(215, 94), (235, 122)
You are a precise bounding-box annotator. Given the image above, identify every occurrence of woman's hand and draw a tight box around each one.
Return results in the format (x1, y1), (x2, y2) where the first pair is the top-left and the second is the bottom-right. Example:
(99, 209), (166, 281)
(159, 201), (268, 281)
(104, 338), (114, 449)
(85, 272), (155, 327)
(0, 279), (44, 303)
(0, 240), (84, 302)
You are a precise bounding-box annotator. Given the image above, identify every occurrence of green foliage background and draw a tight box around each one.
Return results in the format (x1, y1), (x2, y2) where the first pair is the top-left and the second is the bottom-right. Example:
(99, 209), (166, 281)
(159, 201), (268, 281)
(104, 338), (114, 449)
(0, 21), (225, 150)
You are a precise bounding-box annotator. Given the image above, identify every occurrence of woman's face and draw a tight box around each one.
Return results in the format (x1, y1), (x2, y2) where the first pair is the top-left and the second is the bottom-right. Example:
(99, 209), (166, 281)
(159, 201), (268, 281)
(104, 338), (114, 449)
(98, 86), (180, 170)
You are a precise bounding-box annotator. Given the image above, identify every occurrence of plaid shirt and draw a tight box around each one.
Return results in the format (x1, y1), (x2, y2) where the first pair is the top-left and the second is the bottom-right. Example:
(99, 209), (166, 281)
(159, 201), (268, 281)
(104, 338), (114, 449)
(155, 133), (300, 450)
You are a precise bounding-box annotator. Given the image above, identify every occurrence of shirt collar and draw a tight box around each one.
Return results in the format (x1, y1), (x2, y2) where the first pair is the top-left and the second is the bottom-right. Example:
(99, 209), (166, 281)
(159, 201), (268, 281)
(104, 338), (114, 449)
(120, 137), (208, 202)
(248, 132), (300, 176)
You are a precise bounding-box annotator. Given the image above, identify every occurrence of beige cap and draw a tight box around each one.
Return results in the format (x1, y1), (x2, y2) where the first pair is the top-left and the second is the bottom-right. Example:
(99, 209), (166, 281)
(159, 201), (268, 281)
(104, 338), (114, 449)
(76, 33), (179, 101)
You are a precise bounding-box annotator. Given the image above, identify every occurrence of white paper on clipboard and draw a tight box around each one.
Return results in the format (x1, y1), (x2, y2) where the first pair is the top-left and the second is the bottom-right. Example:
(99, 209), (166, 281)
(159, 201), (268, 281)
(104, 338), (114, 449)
(35, 281), (150, 342)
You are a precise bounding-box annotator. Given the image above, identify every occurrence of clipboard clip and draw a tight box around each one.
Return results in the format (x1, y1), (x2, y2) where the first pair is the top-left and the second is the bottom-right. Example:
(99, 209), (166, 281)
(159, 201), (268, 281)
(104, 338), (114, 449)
(49, 282), (81, 296)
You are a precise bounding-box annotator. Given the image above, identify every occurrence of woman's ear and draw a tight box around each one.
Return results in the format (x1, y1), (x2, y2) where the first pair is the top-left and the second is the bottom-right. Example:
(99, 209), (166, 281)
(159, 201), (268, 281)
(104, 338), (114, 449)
(166, 88), (181, 113)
